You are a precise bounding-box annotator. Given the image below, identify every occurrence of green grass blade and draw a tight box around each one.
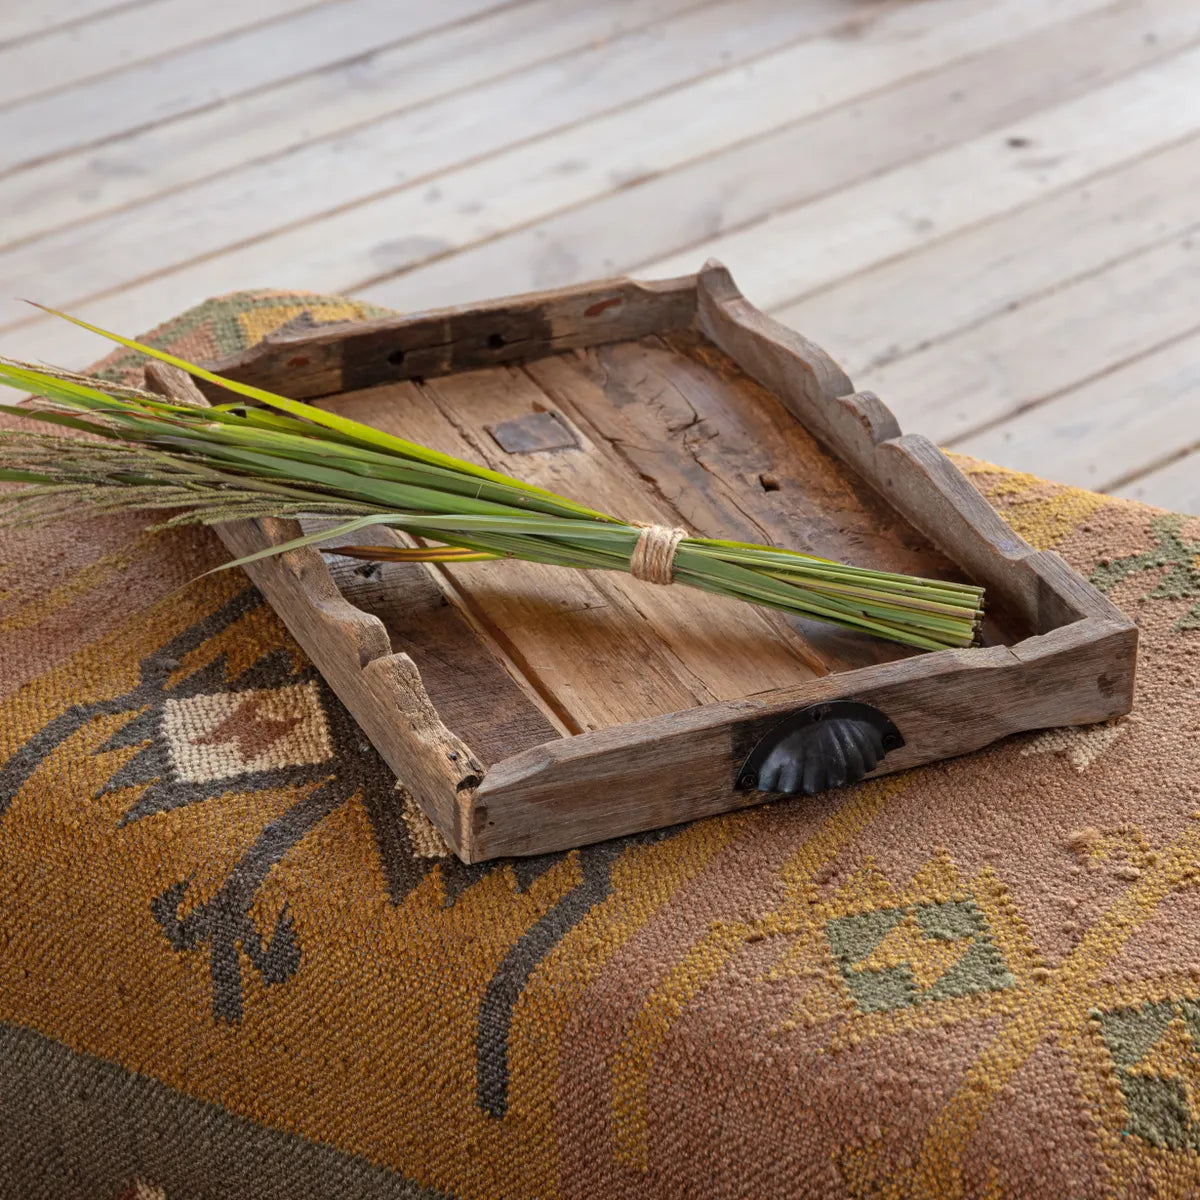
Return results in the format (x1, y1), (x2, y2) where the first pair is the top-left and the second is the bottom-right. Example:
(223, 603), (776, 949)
(24, 309), (613, 521)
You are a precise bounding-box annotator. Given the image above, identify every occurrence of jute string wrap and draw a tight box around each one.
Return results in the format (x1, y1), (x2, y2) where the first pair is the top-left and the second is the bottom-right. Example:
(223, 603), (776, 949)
(629, 522), (689, 586)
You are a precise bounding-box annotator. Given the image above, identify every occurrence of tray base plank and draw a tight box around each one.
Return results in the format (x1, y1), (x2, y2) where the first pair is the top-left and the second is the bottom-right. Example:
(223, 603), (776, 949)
(320, 381), (719, 732)
(320, 359), (837, 732)
(327, 534), (563, 767)
(316, 330), (1035, 739)
(527, 335), (1023, 669)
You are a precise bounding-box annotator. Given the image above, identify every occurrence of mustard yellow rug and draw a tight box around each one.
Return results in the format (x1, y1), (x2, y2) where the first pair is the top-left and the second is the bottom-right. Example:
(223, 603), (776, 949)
(2, 292), (1199, 1198)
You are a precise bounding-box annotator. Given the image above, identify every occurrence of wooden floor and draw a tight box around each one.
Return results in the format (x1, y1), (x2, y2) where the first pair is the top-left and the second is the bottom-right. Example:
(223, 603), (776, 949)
(1, 0), (1197, 513)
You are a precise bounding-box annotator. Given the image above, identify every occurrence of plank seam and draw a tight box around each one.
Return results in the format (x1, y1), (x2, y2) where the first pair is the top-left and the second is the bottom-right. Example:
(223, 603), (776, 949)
(0, 0), (347, 114)
(0, 0), (901, 328)
(0, 0), (539, 178)
(349, 0), (1193, 299)
(945, 310), (1200, 461)
(0, 0), (724, 254)
(762, 129), (1200, 361)
(0, 0), (151, 53)
(1106, 438), (1200, 495)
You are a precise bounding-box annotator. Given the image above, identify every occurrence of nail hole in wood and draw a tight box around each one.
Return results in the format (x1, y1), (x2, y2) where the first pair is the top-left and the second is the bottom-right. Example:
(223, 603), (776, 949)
(388, 348), (406, 366)
(487, 333), (506, 350)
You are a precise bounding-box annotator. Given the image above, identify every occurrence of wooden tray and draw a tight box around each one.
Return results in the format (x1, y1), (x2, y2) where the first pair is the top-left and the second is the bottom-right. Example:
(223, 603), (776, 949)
(151, 263), (1137, 862)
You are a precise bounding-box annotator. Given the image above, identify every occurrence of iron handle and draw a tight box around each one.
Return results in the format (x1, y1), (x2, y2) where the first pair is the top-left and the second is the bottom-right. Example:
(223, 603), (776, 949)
(735, 700), (903, 796)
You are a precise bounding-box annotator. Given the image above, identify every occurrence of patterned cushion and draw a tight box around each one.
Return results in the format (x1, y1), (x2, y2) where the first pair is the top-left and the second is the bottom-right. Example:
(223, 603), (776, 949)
(2, 293), (1198, 1199)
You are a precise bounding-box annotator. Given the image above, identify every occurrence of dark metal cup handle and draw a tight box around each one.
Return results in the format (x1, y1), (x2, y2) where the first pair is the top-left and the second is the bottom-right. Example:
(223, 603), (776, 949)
(735, 700), (903, 796)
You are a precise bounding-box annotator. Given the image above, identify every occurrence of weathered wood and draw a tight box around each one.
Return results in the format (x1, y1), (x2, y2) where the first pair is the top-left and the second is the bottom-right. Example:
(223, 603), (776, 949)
(169, 267), (1135, 862)
(777, 130), (1200, 383)
(389, 0), (1193, 312)
(142, 361), (209, 407)
(143, 363), (488, 850)
(1119, 450), (1200, 515)
(215, 518), (486, 848)
(0, 0), (855, 322)
(1, 0), (712, 247)
(696, 265), (1050, 634)
(0, 0), (128, 46)
(956, 324), (1200, 493)
(487, 410), (579, 454)
(0, 0), (306, 109)
(695, 269), (1122, 643)
(317, 364), (826, 731)
(5, 0), (1198, 507)
(881, 232), (1200, 447)
(875, 435), (1048, 625)
(0, 0), (513, 175)
(526, 338), (970, 669)
(420, 362), (829, 690)
(1025, 549), (1135, 629)
(199, 274), (697, 401)
(319, 377), (712, 730)
(324, 529), (564, 766)
(468, 615), (1137, 858)
(643, 43), (1200, 304)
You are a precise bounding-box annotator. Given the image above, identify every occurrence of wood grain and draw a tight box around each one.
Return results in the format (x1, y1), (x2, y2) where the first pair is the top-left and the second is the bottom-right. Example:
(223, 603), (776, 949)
(201, 274), (697, 400)
(4, 0), (1133, 359)
(380, 0), (1177, 311)
(142, 362), (495, 851)
(0, 0), (856, 319)
(0, 0), (714, 249)
(324, 529), (564, 765)
(4, 0), (1197, 508)
(0, 0), (126, 47)
(0, 0), (514, 175)
(641, 43), (1200, 304)
(422, 363), (828, 688)
(194, 267), (1136, 860)
(955, 325), (1200, 492)
(526, 337), (968, 669)
(888, 231), (1200, 445)
(317, 375), (711, 731)
(0, 0), (306, 109)
(781, 132), (1200, 381)
(469, 615), (1137, 858)
(314, 365), (826, 731)
(1118, 450), (1200, 515)
(697, 263), (1053, 636)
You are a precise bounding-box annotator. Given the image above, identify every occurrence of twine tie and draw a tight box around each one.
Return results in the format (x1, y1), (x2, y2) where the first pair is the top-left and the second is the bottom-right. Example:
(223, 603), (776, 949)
(629, 523), (688, 586)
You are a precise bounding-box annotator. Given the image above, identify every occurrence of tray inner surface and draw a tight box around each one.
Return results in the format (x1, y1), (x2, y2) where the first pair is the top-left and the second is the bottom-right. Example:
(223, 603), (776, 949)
(320, 332), (1024, 753)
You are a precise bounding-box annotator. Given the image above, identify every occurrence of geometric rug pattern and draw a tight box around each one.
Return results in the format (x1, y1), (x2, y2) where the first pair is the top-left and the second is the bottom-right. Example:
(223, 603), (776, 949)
(2, 291), (1200, 1197)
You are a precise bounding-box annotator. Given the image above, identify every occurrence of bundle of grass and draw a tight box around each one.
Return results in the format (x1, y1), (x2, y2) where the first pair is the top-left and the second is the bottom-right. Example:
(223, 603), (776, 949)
(0, 311), (985, 652)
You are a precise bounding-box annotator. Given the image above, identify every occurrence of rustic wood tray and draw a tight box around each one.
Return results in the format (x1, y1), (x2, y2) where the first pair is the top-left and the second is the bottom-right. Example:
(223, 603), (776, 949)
(159, 263), (1136, 862)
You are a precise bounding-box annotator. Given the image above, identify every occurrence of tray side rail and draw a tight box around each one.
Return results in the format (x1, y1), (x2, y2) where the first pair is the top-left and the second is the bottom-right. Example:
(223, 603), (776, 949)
(693, 261), (1134, 640)
(470, 612), (1136, 859)
(143, 363), (489, 855)
(203, 274), (698, 402)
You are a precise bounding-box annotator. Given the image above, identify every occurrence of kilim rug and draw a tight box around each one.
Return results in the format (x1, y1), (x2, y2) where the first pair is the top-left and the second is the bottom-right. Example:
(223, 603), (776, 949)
(2, 291), (1199, 1200)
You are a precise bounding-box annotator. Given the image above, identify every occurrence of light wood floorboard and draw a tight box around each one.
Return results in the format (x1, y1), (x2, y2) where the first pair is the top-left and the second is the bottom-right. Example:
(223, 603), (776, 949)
(1120, 449), (1200, 513)
(0, 0), (1195, 512)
